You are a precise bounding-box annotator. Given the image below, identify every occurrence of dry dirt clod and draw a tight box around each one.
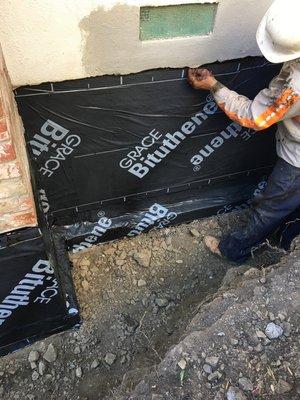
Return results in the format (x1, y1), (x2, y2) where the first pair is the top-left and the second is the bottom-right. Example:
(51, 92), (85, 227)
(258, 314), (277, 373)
(75, 367), (82, 378)
(38, 361), (46, 376)
(80, 258), (91, 267)
(105, 353), (116, 366)
(73, 346), (81, 355)
(238, 377), (253, 392)
(116, 259), (125, 267)
(133, 249), (152, 268)
(155, 298), (168, 307)
(205, 356), (219, 368)
(28, 351), (39, 363)
(137, 279), (146, 287)
(82, 280), (90, 290)
(31, 371), (39, 381)
(91, 359), (99, 369)
(190, 228), (200, 238)
(43, 344), (57, 363)
(269, 312), (275, 321)
(256, 330), (267, 339)
(226, 386), (247, 400)
(208, 371), (222, 382)
(276, 378), (292, 394)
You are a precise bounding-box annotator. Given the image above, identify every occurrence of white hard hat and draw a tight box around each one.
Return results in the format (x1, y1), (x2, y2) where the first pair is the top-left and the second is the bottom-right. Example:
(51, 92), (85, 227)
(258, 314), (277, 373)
(256, 0), (300, 63)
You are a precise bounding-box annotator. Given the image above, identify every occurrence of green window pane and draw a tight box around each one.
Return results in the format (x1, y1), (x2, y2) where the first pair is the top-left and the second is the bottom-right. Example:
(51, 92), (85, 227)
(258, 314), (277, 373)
(140, 3), (218, 41)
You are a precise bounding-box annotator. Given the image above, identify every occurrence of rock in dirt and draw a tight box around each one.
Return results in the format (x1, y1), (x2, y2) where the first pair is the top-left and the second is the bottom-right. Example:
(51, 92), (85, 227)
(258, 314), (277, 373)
(30, 362), (37, 370)
(254, 343), (264, 353)
(133, 249), (151, 268)
(205, 356), (219, 368)
(269, 312), (275, 321)
(28, 350), (39, 363)
(190, 228), (200, 238)
(256, 330), (267, 339)
(282, 321), (292, 336)
(243, 268), (260, 278)
(43, 344), (57, 363)
(238, 377), (253, 392)
(177, 359), (187, 370)
(203, 364), (212, 374)
(276, 378), (292, 394)
(207, 371), (222, 382)
(31, 371), (39, 381)
(105, 353), (116, 366)
(259, 276), (267, 284)
(226, 386), (247, 400)
(38, 361), (46, 376)
(75, 367), (82, 378)
(265, 322), (283, 339)
(80, 258), (90, 267)
(91, 359), (99, 369)
(82, 280), (90, 290)
(155, 298), (168, 307)
(278, 312), (286, 321)
(137, 279), (146, 287)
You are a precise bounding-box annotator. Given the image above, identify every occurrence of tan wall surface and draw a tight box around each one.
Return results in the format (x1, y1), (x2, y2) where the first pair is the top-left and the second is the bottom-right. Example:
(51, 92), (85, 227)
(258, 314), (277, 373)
(0, 0), (273, 87)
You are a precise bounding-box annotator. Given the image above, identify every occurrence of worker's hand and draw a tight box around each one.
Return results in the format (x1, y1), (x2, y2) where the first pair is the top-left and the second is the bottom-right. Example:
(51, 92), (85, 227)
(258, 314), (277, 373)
(187, 68), (218, 91)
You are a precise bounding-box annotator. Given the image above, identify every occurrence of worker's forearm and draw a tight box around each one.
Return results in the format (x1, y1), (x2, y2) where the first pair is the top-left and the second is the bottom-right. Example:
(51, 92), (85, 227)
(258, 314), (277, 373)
(211, 81), (226, 94)
(210, 82), (262, 130)
(210, 81), (236, 106)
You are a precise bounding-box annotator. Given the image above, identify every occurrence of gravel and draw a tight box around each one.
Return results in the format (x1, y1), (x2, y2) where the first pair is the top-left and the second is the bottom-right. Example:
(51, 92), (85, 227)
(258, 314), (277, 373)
(265, 322), (284, 339)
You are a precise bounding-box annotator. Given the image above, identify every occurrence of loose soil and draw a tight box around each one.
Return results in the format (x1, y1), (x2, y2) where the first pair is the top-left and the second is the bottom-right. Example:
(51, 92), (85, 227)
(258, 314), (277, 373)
(0, 212), (294, 400)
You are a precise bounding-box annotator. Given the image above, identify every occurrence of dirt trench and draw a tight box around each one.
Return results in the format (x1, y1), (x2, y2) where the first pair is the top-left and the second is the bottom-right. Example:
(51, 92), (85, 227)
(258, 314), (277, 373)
(0, 212), (283, 400)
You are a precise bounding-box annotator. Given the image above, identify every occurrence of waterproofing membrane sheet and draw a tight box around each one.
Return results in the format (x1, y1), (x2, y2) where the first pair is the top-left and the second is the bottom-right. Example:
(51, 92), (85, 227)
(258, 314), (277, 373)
(15, 57), (287, 249)
(0, 227), (80, 356)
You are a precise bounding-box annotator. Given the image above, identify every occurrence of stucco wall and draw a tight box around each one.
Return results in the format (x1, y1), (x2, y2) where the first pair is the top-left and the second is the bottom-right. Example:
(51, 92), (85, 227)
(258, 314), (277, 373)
(0, 0), (273, 87)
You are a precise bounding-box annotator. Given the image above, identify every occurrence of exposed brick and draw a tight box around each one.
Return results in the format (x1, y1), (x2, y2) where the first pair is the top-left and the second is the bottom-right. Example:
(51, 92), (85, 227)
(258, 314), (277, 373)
(0, 211), (36, 233)
(0, 160), (21, 180)
(0, 117), (7, 133)
(0, 194), (33, 214)
(0, 140), (16, 162)
(0, 46), (37, 233)
(10, 210), (36, 226)
(0, 177), (26, 199)
(0, 129), (9, 141)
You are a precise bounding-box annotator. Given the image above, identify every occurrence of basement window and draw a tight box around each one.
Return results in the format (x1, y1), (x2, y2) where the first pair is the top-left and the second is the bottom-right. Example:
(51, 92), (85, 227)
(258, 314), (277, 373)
(139, 3), (218, 41)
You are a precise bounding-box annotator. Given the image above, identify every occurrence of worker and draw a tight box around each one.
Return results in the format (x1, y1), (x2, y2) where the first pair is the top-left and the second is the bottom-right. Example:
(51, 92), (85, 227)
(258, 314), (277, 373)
(188, 0), (300, 263)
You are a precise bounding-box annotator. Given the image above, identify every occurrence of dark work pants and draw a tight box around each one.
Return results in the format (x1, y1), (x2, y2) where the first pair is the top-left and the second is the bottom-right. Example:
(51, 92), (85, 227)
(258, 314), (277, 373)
(219, 157), (300, 263)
